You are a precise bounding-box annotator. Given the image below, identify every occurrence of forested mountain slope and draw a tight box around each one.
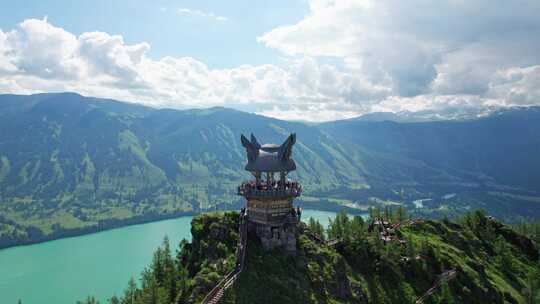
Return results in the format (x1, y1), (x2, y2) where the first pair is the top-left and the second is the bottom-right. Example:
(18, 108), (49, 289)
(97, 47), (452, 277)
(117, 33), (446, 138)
(85, 211), (540, 304)
(0, 93), (366, 247)
(321, 107), (540, 190)
(1, 93), (539, 248)
(320, 107), (540, 220)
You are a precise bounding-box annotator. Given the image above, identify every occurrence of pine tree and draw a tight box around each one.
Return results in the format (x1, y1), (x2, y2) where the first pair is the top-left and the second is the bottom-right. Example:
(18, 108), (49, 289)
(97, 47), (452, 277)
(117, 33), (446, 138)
(369, 207), (375, 221)
(372, 229), (385, 255)
(176, 238), (189, 272)
(522, 268), (539, 304)
(406, 236), (417, 259)
(384, 240), (400, 261)
(419, 237), (436, 262)
(341, 212), (352, 240)
(140, 270), (168, 304)
(160, 237), (177, 302)
(328, 211), (351, 239)
(384, 206), (390, 222)
(151, 247), (165, 284)
(109, 296), (120, 304)
(351, 215), (365, 239)
(176, 265), (189, 303)
(308, 217), (318, 233)
(307, 217), (325, 239)
(494, 236), (515, 273)
(122, 277), (138, 304)
(369, 206), (381, 221)
(395, 206), (407, 222)
(77, 296), (99, 304)
(440, 281), (455, 304)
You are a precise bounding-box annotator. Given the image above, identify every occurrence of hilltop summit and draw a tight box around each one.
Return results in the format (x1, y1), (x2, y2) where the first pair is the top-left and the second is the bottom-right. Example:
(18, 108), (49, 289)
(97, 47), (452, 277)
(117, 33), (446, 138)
(99, 211), (539, 304)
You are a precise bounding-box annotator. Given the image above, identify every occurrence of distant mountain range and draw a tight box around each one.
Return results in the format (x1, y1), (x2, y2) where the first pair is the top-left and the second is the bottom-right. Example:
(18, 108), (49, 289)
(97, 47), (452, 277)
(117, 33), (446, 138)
(351, 107), (499, 123)
(1, 92), (539, 248)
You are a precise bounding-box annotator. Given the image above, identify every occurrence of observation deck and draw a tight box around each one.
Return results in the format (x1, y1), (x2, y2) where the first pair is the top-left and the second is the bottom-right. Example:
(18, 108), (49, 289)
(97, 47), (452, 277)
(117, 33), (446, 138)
(237, 181), (302, 200)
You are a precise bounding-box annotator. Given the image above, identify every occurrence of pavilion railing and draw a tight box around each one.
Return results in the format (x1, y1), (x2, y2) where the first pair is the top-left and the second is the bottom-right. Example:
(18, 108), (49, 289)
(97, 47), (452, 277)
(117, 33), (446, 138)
(237, 181), (302, 198)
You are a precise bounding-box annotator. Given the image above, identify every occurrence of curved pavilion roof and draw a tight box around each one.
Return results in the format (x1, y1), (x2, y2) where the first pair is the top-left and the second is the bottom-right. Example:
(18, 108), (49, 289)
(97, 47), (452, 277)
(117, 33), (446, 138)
(241, 134), (297, 173)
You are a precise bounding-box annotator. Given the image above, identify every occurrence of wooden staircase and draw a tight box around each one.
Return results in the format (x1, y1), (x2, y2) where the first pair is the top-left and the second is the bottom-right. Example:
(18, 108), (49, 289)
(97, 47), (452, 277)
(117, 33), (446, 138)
(415, 269), (457, 304)
(301, 223), (341, 247)
(202, 212), (248, 304)
(326, 238), (341, 247)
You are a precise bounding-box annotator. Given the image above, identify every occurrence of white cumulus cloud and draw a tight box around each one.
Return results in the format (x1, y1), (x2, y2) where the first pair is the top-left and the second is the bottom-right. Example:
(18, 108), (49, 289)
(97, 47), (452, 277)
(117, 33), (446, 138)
(1, 0), (540, 122)
(259, 0), (540, 113)
(0, 18), (381, 121)
(177, 8), (228, 22)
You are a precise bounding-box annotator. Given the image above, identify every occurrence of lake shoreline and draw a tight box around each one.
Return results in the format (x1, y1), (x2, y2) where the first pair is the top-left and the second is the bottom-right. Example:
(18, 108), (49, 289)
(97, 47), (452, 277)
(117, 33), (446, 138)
(0, 202), (364, 251)
(0, 209), (351, 304)
(0, 210), (201, 251)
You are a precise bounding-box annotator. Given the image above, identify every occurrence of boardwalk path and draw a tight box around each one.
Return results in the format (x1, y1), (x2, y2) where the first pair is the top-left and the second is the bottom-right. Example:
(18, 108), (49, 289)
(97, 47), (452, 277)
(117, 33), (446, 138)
(302, 224), (341, 247)
(415, 269), (458, 304)
(202, 212), (248, 304)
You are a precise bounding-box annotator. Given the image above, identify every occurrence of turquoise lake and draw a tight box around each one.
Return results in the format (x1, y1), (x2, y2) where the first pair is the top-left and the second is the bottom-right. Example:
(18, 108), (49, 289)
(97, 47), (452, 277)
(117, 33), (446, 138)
(0, 209), (347, 304)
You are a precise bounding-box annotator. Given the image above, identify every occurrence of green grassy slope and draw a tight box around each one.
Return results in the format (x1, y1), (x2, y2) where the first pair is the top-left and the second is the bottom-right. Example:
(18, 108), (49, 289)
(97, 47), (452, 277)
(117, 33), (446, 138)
(0, 93), (367, 248)
(1, 93), (540, 248)
(95, 211), (540, 304)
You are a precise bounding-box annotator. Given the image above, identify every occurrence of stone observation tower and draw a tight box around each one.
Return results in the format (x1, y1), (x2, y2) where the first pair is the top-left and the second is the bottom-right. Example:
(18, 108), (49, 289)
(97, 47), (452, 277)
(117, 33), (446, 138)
(237, 133), (302, 253)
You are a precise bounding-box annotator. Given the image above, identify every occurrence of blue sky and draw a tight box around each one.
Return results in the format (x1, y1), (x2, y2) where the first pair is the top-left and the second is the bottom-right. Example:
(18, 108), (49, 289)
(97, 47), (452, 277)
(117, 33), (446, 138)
(0, 1), (539, 121)
(0, 0), (307, 68)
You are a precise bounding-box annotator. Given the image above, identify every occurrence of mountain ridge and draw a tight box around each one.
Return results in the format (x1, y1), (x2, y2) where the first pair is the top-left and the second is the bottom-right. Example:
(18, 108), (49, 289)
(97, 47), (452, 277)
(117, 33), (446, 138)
(1, 93), (540, 249)
(5, 92), (539, 123)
